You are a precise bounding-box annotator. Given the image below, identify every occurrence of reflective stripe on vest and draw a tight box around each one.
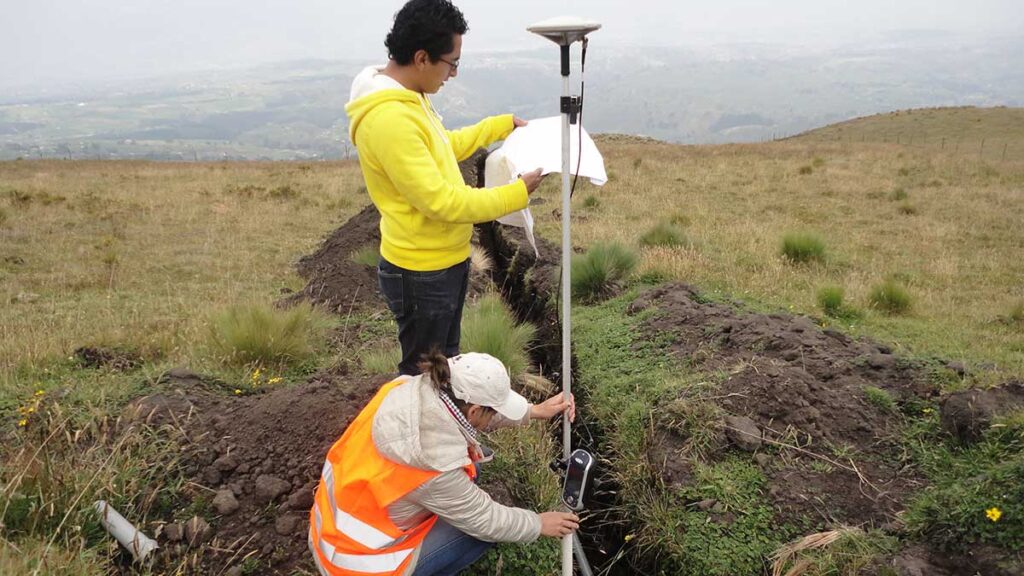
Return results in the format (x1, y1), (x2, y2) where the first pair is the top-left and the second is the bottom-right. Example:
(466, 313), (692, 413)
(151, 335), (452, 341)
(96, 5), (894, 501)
(312, 504), (412, 573)
(320, 461), (397, 550)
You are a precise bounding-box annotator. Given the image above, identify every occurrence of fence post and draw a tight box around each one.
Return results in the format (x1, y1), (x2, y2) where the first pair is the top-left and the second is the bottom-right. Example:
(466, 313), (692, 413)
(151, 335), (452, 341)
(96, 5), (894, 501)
(941, 137), (946, 150)
(1004, 142), (1009, 161)
(980, 138), (986, 158)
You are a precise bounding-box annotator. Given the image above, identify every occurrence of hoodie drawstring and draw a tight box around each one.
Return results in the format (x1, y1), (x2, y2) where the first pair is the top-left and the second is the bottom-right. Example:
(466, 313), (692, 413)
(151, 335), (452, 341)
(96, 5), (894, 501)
(419, 95), (450, 146)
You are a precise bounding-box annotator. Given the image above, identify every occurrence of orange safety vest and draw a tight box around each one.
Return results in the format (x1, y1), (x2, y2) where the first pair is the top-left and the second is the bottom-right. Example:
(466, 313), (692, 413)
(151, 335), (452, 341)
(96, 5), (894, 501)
(309, 378), (476, 576)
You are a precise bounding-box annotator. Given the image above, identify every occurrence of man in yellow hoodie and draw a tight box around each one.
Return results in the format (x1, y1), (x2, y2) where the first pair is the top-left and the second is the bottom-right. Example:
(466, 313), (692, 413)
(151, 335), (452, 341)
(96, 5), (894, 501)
(346, 0), (544, 375)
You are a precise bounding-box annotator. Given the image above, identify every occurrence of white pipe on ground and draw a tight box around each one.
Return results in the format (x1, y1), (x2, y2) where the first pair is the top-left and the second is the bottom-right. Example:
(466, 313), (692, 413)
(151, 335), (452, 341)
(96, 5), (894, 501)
(93, 500), (158, 562)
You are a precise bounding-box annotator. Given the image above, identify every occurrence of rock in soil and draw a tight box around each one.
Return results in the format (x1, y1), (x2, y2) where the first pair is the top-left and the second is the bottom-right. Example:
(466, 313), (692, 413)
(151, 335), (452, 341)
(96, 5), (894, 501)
(184, 516), (212, 546)
(940, 381), (1024, 443)
(163, 522), (183, 542)
(724, 415), (762, 451)
(255, 475), (292, 504)
(213, 490), (240, 516)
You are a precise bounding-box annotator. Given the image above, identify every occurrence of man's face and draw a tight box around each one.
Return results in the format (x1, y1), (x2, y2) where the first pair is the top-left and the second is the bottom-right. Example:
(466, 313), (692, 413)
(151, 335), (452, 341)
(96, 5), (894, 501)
(419, 34), (461, 94)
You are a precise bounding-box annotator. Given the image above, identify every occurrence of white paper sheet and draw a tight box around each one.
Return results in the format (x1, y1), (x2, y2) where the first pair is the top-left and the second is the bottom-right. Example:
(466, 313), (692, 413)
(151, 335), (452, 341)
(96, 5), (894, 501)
(485, 116), (607, 256)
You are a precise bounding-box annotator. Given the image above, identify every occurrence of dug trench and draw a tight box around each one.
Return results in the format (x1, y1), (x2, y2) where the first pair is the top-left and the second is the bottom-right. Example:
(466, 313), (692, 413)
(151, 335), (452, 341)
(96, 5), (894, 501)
(479, 223), (1024, 576)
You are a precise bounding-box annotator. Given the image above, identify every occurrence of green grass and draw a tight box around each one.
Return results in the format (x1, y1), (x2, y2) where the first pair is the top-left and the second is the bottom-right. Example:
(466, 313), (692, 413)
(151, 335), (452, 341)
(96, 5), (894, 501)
(358, 344), (401, 375)
(208, 301), (330, 368)
(570, 242), (639, 303)
(781, 232), (826, 264)
(864, 386), (897, 413)
(350, 245), (379, 268)
(904, 410), (1024, 551)
(460, 293), (536, 379)
(574, 291), (787, 575)
(582, 195), (600, 209)
(817, 285), (845, 317)
(869, 281), (913, 315)
(467, 424), (562, 576)
(772, 530), (899, 576)
(639, 221), (690, 248)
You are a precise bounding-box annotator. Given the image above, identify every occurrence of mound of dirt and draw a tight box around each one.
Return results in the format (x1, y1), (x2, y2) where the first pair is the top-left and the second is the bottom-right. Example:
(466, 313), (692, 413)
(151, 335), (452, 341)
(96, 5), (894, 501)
(287, 203), (383, 312)
(629, 283), (937, 529)
(126, 368), (387, 575)
(286, 149), (495, 314)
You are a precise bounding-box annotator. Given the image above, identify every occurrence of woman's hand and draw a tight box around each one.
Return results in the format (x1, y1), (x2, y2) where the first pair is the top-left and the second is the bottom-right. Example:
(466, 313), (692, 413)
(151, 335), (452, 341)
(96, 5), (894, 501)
(530, 393), (575, 422)
(539, 511), (580, 538)
(513, 116), (529, 128)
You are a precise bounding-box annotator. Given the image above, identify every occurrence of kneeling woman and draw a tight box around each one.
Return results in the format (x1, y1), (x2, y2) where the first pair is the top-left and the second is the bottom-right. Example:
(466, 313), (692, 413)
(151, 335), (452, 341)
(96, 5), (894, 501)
(309, 351), (580, 576)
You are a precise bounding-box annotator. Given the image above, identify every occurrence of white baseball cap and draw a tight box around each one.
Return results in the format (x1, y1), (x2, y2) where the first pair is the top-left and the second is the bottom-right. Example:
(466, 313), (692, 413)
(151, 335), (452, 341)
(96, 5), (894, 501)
(448, 353), (529, 420)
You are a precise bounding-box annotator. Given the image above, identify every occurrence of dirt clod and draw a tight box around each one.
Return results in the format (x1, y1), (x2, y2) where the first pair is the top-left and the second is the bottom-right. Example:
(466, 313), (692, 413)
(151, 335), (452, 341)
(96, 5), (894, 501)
(939, 381), (1024, 443)
(723, 415), (762, 451)
(163, 522), (182, 542)
(213, 490), (240, 516)
(254, 475), (291, 504)
(184, 516), (212, 546)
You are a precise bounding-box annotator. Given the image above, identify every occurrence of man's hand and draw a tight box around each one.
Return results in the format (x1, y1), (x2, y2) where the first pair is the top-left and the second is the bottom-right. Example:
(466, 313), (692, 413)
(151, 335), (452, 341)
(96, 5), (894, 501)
(531, 393), (575, 422)
(521, 168), (545, 194)
(539, 511), (580, 538)
(513, 117), (529, 128)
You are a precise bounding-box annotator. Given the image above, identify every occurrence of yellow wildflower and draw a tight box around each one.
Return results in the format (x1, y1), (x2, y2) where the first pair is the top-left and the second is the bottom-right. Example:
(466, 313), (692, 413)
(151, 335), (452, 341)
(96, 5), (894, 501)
(624, 534), (635, 542)
(234, 389), (242, 395)
(35, 390), (45, 396)
(986, 507), (1002, 522)
(922, 408), (934, 414)
(18, 419), (28, 427)
(268, 377), (282, 385)
(251, 368), (261, 381)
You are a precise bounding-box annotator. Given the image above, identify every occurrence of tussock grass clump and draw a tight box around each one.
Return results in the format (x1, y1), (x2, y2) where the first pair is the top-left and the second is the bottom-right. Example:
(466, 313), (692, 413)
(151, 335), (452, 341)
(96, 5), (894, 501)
(817, 286), (845, 317)
(571, 242), (639, 303)
(359, 344), (401, 375)
(864, 386), (897, 413)
(869, 281), (912, 315)
(669, 212), (691, 227)
(781, 232), (826, 264)
(898, 202), (918, 215)
(639, 221), (689, 248)
(0, 206), (8, 227)
(582, 195), (600, 209)
(268, 184), (300, 200)
(350, 245), (379, 268)
(210, 302), (329, 367)
(798, 165), (814, 175)
(891, 188), (908, 201)
(469, 244), (492, 276)
(461, 293), (535, 378)
(1010, 302), (1024, 324)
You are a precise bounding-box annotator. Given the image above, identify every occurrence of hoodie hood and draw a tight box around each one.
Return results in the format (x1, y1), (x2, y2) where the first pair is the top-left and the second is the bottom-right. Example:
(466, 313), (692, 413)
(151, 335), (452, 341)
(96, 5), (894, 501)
(346, 65), (421, 142)
(371, 375), (477, 473)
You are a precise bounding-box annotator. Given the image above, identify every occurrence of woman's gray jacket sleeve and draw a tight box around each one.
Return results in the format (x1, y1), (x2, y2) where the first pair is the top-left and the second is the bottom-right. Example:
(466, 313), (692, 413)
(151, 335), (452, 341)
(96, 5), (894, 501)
(404, 470), (542, 543)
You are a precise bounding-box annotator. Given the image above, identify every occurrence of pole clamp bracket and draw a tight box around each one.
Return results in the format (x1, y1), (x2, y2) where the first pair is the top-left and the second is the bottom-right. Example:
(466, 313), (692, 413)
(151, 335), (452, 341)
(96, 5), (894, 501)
(560, 96), (582, 125)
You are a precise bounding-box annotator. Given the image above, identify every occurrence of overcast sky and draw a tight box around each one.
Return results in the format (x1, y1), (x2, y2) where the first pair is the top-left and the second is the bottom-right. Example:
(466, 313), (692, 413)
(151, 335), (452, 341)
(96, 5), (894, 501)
(4, 0), (1022, 89)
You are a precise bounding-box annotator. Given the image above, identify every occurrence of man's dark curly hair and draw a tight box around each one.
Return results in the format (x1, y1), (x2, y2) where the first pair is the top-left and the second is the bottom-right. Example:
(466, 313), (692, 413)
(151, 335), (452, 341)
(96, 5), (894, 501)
(385, 0), (468, 65)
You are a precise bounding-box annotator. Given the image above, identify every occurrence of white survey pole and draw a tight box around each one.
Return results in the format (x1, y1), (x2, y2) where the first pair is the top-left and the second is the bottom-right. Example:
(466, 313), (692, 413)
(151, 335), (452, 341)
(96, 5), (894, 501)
(527, 16), (601, 576)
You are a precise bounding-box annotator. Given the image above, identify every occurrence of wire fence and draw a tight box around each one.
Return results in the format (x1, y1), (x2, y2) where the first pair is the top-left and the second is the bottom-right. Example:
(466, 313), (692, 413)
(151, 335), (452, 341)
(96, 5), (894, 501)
(773, 131), (1022, 162)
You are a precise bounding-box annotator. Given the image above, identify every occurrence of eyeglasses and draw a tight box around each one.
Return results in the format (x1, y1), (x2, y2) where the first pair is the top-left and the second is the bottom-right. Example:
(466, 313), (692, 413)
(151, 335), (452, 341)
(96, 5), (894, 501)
(438, 57), (460, 72)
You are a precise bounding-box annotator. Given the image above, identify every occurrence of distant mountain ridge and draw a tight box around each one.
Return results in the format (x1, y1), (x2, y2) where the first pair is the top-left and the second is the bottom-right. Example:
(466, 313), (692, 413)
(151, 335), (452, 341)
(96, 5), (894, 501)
(1, 36), (1021, 161)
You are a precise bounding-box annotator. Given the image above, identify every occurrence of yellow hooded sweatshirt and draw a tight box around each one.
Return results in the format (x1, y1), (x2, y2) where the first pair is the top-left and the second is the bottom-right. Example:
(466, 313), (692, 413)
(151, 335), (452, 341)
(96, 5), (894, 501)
(346, 66), (529, 272)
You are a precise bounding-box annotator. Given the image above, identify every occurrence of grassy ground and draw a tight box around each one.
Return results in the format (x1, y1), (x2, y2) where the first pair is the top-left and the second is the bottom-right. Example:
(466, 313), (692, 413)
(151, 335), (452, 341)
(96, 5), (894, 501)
(2, 107), (1023, 573)
(539, 133), (1024, 380)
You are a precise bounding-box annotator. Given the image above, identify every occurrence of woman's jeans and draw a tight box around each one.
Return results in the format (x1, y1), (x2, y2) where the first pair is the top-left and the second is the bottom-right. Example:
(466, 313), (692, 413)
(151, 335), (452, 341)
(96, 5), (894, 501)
(377, 257), (470, 376)
(411, 519), (494, 576)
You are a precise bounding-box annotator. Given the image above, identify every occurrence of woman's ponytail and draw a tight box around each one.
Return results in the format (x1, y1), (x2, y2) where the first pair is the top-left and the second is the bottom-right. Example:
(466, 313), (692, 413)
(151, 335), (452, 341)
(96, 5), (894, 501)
(417, 348), (451, 391)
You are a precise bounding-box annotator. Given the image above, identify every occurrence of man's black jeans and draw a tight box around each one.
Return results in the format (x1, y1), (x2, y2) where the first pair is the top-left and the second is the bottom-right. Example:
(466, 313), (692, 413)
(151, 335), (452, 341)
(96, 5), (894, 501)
(377, 257), (470, 376)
